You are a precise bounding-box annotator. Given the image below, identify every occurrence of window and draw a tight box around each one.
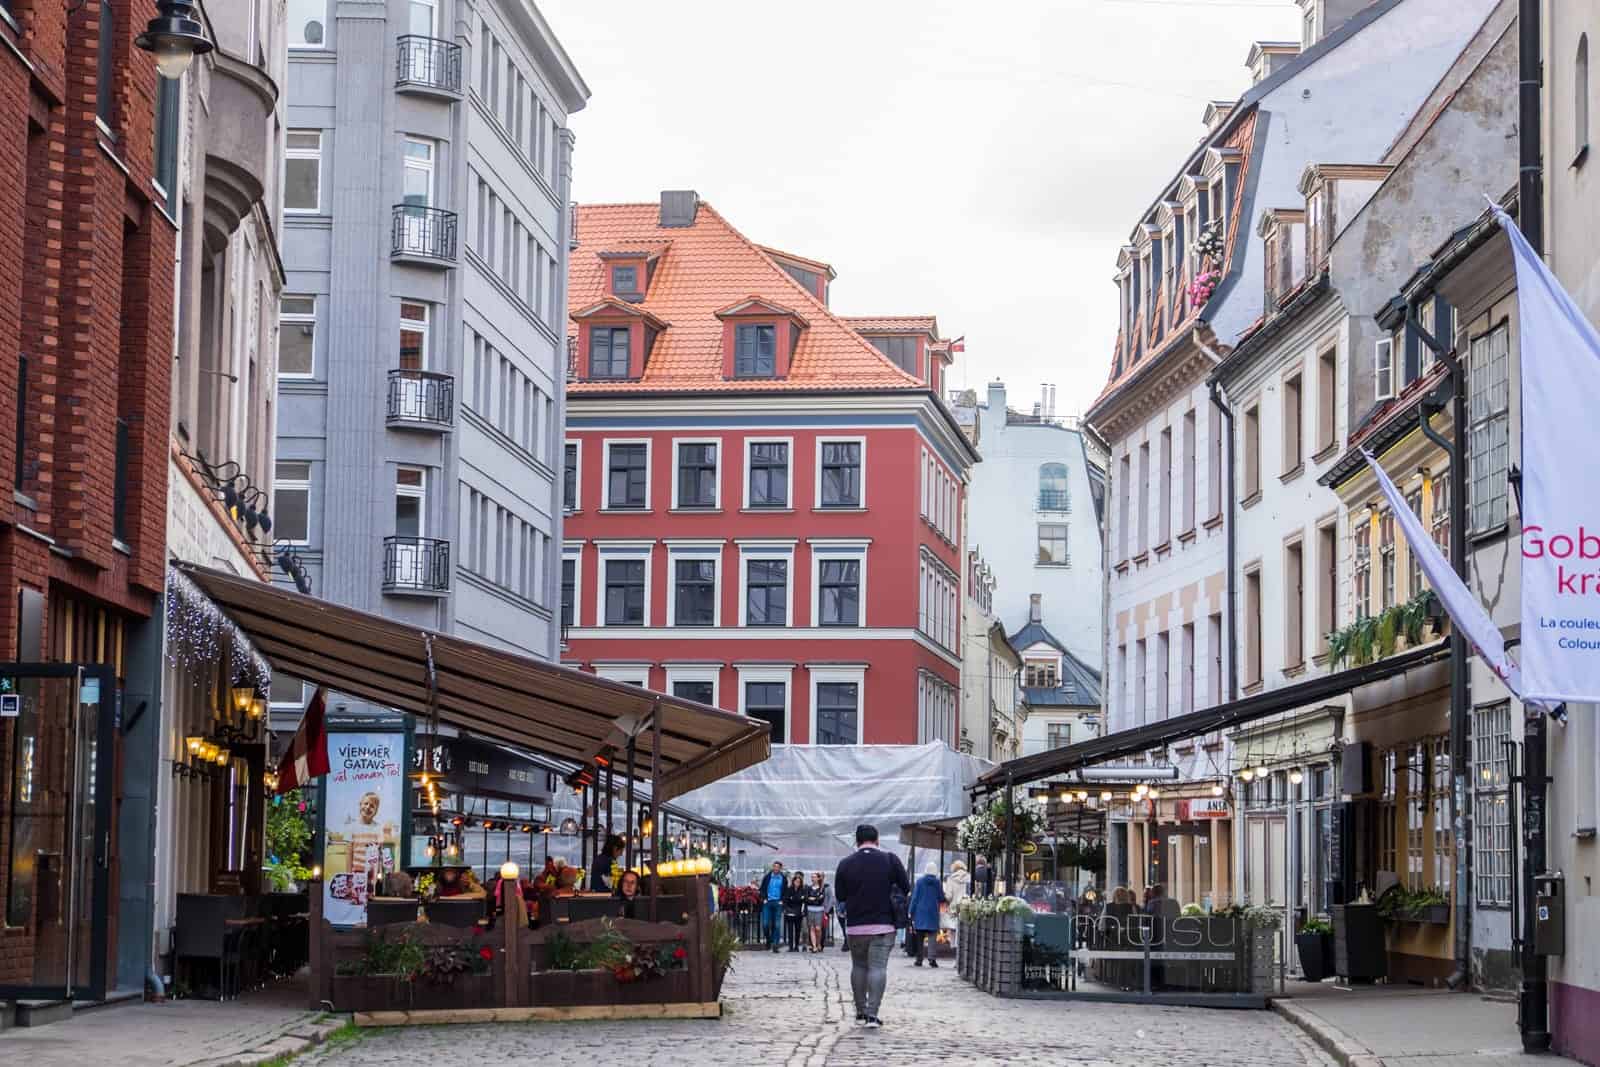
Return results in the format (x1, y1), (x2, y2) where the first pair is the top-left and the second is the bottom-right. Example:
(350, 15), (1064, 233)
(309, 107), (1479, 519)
(672, 559), (717, 626)
(1134, 639), (1147, 725)
(918, 554), (959, 651)
(1379, 509), (1396, 610)
(1156, 428), (1173, 545)
(1285, 540), (1305, 668)
(734, 324), (777, 378)
(1156, 629), (1170, 719)
(673, 442), (718, 509)
(402, 137), (435, 214)
(563, 443), (578, 511)
(560, 557), (576, 627)
(815, 682), (859, 745)
(1354, 516), (1373, 618)
(274, 461), (311, 543)
(1181, 622), (1195, 715)
(1431, 474), (1451, 560)
(1578, 34), (1591, 163)
(1208, 401), (1223, 520)
(744, 559), (788, 626)
(603, 559), (646, 626)
(817, 559), (861, 626)
(1117, 454), (1131, 561)
(747, 441), (789, 508)
(399, 301), (429, 371)
(1283, 371), (1303, 473)
(1316, 348), (1336, 453)
(605, 443), (648, 509)
(611, 265), (639, 296)
(1036, 523), (1069, 566)
(1209, 612), (1223, 707)
(743, 681), (788, 744)
(1243, 403), (1260, 499)
(589, 326), (631, 379)
(671, 679), (715, 706)
(1317, 520), (1338, 655)
(1245, 566), (1262, 687)
(818, 440), (862, 508)
(1038, 463), (1069, 511)
(1406, 488), (1425, 595)
(1375, 337), (1395, 400)
(153, 76), (180, 207)
(1467, 323), (1511, 533)
(1181, 410), (1196, 532)
(868, 335), (918, 375)
(1024, 660), (1058, 687)
(279, 296), (316, 377)
(394, 467), (425, 537)
(1473, 701), (1512, 907)
(269, 674), (308, 707)
(1136, 442), (1150, 553)
(96, 0), (114, 128)
(284, 132), (322, 212)
(288, 0), (326, 45)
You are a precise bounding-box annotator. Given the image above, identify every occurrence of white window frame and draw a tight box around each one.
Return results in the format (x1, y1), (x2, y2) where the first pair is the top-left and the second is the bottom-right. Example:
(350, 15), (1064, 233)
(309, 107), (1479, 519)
(814, 435), (867, 510)
(563, 439), (582, 513)
(268, 675), (309, 709)
(399, 300), (430, 370)
(403, 136), (436, 209)
(736, 541), (796, 627)
(1374, 336), (1395, 400)
(1467, 321), (1511, 534)
(665, 541), (724, 628)
(808, 665), (867, 745)
(808, 539), (870, 628)
(284, 130), (322, 213)
(561, 545), (582, 629)
(278, 294), (317, 379)
(743, 436), (794, 510)
(593, 664), (650, 687)
(595, 542), (653, 628)
(601, 438), (652, 512)
(273, 461), (312, 545)
(664, 664), (721, 709)
(395, 465), (427, 537)
(737, 666), (793, 746)
(670, 437), (722, 511)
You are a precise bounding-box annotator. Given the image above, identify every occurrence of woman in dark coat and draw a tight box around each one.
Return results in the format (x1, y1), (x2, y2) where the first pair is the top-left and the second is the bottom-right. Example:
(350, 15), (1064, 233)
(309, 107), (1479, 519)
(908, 862), (947, 967)
(782, 871), (807, 952)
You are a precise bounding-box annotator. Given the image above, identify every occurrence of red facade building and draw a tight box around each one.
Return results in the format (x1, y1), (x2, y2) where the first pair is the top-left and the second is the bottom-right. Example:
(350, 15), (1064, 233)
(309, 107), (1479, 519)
(562, 192), (976, 749)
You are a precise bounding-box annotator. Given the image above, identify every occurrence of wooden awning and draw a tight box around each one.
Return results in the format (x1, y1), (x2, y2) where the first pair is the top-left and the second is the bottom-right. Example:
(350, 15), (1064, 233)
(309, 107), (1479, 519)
(177, 563), (770, 801)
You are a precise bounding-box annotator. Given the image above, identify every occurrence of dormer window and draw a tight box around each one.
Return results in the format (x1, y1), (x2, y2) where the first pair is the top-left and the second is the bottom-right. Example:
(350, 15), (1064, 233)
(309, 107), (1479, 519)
(589, 326), (631, 379)
(734, 324), (777, 378)
(866, 335), (918, 375)
(611, 265), (639, 299)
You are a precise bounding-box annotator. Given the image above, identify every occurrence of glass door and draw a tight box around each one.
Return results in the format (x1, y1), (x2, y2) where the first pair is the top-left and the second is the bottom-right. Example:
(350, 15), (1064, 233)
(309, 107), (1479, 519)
(396, 302), (429, 419)
(401, 138), (435, 253)
(0, 664), (115, 1001)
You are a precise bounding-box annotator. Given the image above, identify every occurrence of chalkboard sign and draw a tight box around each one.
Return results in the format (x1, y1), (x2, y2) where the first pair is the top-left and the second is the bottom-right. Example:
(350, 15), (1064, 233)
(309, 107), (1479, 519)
(1326, 801), (1353, 906)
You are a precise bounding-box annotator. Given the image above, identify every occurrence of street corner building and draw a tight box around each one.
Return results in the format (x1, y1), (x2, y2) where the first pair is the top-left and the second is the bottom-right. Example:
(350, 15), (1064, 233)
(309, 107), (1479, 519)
(560, 192), (979, 750)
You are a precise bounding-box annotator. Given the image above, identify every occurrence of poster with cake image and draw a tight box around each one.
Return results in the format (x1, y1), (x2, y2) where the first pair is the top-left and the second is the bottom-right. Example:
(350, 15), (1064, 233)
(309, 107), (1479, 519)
(321, 733), (403, 926)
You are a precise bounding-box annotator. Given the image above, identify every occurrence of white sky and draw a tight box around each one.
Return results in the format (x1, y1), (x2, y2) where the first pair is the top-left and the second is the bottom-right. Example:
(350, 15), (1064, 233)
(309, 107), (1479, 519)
(541, 0), (1304, 417)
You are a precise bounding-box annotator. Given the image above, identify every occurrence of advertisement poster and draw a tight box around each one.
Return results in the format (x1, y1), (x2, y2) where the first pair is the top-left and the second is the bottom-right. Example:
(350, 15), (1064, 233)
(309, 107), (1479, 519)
(322, 732), (403, 926)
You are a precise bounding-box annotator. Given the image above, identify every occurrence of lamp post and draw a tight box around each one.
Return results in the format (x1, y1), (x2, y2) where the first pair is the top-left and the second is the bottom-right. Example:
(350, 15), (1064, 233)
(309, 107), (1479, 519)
(134, 0), (212, 79)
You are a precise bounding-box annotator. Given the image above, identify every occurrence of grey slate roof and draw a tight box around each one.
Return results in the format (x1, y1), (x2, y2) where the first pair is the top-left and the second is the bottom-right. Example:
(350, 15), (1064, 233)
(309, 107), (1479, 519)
(1008, 621), (1102, 708)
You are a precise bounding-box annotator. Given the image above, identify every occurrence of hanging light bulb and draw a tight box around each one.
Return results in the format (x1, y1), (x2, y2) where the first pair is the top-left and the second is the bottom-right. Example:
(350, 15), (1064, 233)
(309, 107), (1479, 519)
(424, 838), (437, 860)
(1240, 767), (1254, 782)
(249, 697), (267, 721)
(187, 736), (203, 755)
(1133, 783), (1148, 797)
(1254, 766), (1268, 780)
(1077, 790), (1089, 802)
(1147, 787), (1160, 800)
(1289, 768), (1305, 786)
(1057, 791), (1072, 804)
(230, 686), (255, 715)
(1099, 790), (1113, 803)
(1212, 783), (1225, 797)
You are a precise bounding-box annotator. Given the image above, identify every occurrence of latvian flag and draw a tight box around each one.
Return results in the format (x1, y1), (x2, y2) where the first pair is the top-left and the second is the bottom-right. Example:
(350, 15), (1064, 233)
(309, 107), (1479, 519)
(275, 686), (331, 793)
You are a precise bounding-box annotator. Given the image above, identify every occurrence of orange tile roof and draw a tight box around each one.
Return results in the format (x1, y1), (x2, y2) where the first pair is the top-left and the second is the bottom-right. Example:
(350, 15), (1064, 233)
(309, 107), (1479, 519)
(569, 202), (923, 393)
(840, 315), (940, 335)
(758, 244), (837, 278)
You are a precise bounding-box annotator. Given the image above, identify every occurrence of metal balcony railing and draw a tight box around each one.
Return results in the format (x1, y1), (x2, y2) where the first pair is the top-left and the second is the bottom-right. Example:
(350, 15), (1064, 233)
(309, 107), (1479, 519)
(391, 204), (458, 262)
(382, 535), (451, 593)
(1036, 489), (1071, 511)
(386, 369), (454, 429)
(395, 35), (462, 93)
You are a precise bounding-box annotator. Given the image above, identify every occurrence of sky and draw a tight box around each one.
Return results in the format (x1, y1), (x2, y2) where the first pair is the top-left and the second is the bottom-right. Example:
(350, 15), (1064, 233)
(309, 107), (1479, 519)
(540, 0), (1304, 418)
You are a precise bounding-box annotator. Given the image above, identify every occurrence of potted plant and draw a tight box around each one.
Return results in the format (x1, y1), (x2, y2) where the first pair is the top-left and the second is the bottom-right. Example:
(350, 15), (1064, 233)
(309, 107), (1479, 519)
(1296, 916), (1333, 982)
(709, 915), (738, 1000)
(332, 928), (426, 1011)
(1378, 885), (1451, 925)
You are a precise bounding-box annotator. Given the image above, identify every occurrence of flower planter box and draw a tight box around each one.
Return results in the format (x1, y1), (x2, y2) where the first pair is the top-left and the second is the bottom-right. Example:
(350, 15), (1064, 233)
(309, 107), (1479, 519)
(1247, 924), (1277, 994)
(332, 974), (413, 1013)
(415, 973), (495, 1011)
(956, 914), (1025, 996)
(1391, 905), (1450, 926)
(1295, 932), (1333, 983)
(531, 967), (694, 1007)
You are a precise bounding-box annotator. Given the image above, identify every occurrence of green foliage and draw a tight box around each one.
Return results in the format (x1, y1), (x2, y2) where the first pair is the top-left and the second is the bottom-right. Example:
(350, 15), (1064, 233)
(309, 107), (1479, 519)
(264, 790), (314, 891)
(544, 918), (634, 971)
(709, 915), (739, 979)
(1327, 590), (1440, 668)
(337, 928), (426, 979)
(1299, 916), (1333, 936)
(1377, 884), (1450, 919)
(1059, 839), (1106, 873)
(1181, 903), (1205, 917)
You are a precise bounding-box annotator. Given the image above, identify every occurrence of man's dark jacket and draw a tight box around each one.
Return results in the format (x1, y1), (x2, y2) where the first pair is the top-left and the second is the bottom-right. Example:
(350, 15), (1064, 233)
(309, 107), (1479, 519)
(833, 847), (910, 929)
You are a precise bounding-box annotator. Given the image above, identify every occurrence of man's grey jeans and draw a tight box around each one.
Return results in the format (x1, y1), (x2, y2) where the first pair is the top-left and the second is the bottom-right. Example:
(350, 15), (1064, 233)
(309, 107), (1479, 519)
(848, 932), (895, 1017)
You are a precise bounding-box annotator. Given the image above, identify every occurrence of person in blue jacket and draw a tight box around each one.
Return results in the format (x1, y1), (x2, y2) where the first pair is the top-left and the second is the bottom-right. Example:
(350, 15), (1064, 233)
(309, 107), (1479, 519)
(757, 861), (786, 952)
(908, 861), (947, 967)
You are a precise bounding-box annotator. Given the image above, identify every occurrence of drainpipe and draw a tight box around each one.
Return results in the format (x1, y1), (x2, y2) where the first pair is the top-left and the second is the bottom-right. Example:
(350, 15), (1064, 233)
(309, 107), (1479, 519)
(1516, 0), (1549, 1048)
(1198, 338), (1239, 703)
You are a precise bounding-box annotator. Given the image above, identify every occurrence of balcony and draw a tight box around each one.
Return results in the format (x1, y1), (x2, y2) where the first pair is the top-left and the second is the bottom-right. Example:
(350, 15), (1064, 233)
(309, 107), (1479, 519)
(1036, 490), (1071, 512)
(386, 369), (454, 431)
(382, 536), (451, 595)
(395, 35), (463, 98)
(391, 205), (458, 266)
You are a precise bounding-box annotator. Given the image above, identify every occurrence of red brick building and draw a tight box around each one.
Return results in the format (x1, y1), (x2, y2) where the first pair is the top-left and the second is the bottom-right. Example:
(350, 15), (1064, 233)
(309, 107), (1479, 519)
(0, 0), (176, 995)
(562, 192), (977, 748)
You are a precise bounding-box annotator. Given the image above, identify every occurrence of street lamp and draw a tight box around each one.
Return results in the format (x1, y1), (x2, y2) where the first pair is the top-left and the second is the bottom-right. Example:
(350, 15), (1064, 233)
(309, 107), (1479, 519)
(135, 0), (213, 80)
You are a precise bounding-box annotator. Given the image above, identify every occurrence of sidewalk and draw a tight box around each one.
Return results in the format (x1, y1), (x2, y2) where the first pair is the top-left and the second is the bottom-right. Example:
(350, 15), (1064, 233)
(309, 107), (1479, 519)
(1274, 982), (1576, 1067)
(0, 979), (345, 1067)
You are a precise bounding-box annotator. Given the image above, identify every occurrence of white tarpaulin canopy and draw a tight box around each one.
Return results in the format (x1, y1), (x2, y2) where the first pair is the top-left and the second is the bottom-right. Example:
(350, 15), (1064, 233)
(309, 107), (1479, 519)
(670, 742), (989, 883)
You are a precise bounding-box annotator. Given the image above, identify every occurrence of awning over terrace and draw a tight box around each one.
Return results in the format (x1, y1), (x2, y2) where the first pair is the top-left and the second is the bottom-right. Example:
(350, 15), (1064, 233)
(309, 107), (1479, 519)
(177, 563), (770, 801)
(975, 639), (1450, 793)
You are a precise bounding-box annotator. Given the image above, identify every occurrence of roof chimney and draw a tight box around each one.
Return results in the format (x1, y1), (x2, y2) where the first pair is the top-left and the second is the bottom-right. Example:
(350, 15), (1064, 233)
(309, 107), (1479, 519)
(660, 190), (699, 228)
(1029, 593), (1042, 624)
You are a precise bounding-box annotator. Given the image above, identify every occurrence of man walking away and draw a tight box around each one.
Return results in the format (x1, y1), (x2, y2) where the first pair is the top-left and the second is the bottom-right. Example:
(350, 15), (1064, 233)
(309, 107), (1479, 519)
(758, 861), (786, 952)
(834, 824), (910, 1029)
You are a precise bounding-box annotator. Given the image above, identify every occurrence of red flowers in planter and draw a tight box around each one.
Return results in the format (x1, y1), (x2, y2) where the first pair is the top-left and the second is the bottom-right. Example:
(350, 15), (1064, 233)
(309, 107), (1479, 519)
(479, 946), (494, 961)
(673, 946), (687, 961)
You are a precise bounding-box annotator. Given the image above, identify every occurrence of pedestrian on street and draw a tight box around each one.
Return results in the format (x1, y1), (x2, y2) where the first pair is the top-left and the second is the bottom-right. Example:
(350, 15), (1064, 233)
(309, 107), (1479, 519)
(758, 861), (786, 952)
(909, 861), (946, 967)
(972, 855), (996, 897)
(783, 871), (806, 951)
(942, 859), (970, 949)
(805, 871), (829, 951)
(834, 823), (911, 1029)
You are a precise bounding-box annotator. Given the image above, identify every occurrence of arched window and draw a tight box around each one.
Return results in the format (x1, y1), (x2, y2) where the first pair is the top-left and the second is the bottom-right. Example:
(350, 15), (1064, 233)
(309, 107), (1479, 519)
(1038, 463), (1070, 511)
(1579, 34), (1591, 162)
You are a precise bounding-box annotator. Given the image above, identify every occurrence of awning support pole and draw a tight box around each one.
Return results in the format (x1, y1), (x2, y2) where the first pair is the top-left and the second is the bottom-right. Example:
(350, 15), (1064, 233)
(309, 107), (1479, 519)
(649, 700), (662, 922)
(1003, 773), (1015, 892)
(624, 737), (636, 869)
(604, 755), (615, 872)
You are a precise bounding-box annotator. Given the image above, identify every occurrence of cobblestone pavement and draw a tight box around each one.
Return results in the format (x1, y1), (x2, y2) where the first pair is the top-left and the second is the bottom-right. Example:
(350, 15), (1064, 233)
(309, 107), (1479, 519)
(303, 948), (1337, 1067)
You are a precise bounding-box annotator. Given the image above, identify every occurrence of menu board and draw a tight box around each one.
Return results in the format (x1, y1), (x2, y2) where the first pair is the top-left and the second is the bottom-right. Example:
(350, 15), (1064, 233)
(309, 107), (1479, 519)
(322, 732), (404, 925)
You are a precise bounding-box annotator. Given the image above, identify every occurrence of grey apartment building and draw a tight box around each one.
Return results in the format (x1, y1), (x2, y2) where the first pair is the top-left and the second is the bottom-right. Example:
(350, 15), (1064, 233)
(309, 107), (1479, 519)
(274, 0), (588, 701)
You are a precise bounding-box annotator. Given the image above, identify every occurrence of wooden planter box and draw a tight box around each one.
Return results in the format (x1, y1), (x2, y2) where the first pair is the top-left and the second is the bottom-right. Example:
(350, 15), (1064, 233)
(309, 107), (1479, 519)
(956, 915), (1024, 996)
(531, 967), (693, 1007)
(332, 974), (413, 1013)
(1391, 904), (1450, 926)
(415, 973), (495, 1011)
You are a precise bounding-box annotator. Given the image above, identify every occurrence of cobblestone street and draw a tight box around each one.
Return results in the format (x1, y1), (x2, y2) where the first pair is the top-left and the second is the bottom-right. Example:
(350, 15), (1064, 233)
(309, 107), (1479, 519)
(302, 949), (1335, 1067)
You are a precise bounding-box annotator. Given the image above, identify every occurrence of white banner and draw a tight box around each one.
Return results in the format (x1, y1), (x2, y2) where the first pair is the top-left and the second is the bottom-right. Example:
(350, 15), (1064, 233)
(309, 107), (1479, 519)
(1496, 207), (1600, 703)
(1362, 452), (1522, 698)
(321, 732), (404, 926)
